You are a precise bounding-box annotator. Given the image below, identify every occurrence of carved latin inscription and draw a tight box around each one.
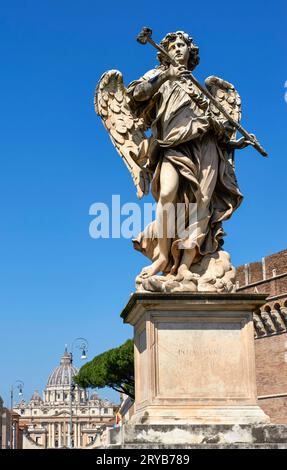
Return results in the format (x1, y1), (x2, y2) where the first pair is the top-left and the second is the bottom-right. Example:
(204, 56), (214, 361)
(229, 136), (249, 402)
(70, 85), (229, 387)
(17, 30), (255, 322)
(156, 320), (249, 400)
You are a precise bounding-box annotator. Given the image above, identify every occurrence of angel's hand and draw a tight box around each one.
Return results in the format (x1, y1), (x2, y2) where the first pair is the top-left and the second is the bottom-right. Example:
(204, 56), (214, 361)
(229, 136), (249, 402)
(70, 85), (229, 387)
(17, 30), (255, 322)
(228, 134), (257, 150)
(167, 65), (189, 81)
(244, 133), (257, 147)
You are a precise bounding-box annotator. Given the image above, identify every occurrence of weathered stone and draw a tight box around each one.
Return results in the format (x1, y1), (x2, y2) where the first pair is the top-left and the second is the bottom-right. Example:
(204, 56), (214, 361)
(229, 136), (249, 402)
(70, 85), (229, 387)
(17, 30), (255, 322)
(104, 423), (287, 448)
(121, 293), (269, 426)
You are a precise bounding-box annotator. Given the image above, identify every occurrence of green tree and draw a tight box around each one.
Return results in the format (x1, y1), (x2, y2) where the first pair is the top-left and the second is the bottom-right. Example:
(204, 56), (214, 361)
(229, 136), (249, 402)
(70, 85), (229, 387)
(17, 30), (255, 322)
(74, 339), (135, 399)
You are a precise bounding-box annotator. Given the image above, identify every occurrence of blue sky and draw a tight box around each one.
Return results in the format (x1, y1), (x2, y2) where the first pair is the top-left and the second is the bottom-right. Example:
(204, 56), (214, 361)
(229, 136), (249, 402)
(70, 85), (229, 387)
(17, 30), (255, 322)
(0, 0), (286, 406)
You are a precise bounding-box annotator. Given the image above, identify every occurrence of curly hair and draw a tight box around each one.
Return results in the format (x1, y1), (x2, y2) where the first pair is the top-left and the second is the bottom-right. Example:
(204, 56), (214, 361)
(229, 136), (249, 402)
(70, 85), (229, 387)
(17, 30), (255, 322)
(157, 31), (200, 71)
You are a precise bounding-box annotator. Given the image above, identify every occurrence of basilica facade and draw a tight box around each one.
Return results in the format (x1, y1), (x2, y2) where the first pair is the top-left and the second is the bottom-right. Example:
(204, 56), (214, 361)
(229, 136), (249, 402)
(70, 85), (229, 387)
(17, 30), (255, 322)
(14, 348), (117, 448)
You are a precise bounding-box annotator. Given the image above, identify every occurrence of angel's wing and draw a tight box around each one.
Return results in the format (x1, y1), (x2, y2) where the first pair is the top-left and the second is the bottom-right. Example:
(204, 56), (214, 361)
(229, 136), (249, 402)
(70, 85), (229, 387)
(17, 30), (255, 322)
(95, 70), (150, 199)
(205, 75), (241, 140)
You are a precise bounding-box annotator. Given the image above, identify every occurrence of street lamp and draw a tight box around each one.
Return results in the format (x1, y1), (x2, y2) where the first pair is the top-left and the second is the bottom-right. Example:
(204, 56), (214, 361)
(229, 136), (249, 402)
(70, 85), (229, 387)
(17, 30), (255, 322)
(10, 380), (24, 449)
(68, 338), (88, 449)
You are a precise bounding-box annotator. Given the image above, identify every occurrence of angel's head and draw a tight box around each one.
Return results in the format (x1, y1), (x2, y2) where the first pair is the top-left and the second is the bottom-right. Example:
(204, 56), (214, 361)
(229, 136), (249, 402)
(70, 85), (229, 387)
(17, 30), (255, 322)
(157, 31), (199, 71)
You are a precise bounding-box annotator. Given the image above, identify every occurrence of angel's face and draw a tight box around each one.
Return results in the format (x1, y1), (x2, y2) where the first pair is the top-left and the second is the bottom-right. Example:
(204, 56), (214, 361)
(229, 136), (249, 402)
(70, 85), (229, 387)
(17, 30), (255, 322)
(168, 38), (189, 66)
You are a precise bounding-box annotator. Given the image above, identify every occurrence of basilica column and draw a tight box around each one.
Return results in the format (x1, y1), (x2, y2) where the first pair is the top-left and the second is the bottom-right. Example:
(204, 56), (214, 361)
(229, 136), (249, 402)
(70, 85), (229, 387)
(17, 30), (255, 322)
(73, 423), (77, 447)
(64, 423), (66, 447)
(78, 422), (81, 448)
(48, 423), (51, 448)
(51, 422), (55, 448)
(58, 422), (62, 448)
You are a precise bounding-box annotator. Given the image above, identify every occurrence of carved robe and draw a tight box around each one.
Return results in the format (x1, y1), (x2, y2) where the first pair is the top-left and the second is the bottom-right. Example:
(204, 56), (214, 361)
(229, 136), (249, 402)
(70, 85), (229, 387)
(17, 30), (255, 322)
(127, 68), (243, 269)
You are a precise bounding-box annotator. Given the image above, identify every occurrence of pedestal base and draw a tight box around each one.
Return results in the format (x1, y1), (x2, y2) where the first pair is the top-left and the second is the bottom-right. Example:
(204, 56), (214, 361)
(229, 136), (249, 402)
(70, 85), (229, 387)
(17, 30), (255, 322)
(121, 293), (269, 426)
(106, 423), (287, 448)
(132, 406), (268, 426)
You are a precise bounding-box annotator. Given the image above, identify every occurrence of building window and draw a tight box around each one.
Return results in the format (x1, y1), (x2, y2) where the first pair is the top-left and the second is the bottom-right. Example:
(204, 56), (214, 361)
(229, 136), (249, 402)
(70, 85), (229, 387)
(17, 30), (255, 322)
(104, 408), (108, 414)
(33, 411), (37, 415)
(64, 393), (68, 400)
(92, 410), (95, 414)
(35, 437), (40, 444)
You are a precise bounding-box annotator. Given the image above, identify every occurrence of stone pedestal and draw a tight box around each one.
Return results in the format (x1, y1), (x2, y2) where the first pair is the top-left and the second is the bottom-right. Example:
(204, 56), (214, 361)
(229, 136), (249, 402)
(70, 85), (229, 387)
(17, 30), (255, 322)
(121, 293), (269, 426)
(107, 423), (287, 448)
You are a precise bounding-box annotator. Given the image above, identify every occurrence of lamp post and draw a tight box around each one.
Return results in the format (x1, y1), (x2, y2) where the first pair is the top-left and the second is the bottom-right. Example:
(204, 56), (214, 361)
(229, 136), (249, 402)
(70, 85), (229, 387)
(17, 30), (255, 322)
(10, 380), (24, 449)
(68, 338), (88, 449)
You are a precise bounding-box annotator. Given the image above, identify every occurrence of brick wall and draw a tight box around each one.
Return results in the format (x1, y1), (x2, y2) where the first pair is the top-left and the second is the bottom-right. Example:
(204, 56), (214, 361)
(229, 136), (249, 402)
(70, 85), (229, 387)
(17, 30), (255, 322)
(236, 249), (287, 290)
(265, 250), (287, 278)
(249, 261), (263, 284)
(236, 265), (246, 287)
(259, 397), (287, 424)
(255, 334), (287, 424)
(255, 334), (287, 395)
(236, 248), (287, 424)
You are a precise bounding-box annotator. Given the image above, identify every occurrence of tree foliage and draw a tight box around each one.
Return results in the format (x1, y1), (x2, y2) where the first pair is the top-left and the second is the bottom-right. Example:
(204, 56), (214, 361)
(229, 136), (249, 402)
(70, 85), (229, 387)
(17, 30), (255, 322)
(74, 339), (135, 399)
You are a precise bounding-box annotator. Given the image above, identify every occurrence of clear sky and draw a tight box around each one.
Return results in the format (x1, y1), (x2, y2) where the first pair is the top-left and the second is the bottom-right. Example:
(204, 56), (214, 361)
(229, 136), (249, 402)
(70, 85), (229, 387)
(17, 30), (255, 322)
(0, 0), (286, 407)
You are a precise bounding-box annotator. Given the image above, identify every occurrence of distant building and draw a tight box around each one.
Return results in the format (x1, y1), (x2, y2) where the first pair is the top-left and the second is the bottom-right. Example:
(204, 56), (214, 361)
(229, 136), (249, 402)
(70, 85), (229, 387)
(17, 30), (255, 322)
(0, 401), (21, 449)
(1, 407), (12, 449)
(236, 248), (287, 423)
(14, 348), (117, 448)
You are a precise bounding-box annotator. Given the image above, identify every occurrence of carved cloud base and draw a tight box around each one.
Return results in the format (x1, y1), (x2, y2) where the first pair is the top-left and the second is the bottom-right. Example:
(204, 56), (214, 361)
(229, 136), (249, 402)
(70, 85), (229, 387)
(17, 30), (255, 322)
(121, 293), (270, 426)
(136, 250), (236, 294)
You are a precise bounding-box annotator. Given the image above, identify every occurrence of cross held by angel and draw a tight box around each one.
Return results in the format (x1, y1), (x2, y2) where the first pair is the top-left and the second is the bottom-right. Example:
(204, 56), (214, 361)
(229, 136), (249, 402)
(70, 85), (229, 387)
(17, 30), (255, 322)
(95, 30), (265, 294)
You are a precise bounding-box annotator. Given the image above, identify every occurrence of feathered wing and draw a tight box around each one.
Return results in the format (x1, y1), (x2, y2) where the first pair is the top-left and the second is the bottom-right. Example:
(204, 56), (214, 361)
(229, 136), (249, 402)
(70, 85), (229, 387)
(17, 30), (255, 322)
(95, 70), (150, 199)
(205, 75), (241, 144)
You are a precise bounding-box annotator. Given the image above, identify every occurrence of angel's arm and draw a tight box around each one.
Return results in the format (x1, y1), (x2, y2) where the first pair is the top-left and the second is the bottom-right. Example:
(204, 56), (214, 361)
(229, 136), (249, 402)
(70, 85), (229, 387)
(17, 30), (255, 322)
(133, 65), (188, 101)
(210, 120), (256, 150)
(133, 70), (169, 101)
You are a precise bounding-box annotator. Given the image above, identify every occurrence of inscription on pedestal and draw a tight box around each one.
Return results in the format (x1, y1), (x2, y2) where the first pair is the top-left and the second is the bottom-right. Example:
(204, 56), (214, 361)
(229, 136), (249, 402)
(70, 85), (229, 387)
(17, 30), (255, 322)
(155, 320), (249, 399)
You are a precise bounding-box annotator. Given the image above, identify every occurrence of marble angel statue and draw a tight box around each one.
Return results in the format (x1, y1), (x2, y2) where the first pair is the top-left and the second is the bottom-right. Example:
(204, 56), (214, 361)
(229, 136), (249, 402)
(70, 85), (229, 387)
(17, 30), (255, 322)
(94, 30), (266, 293)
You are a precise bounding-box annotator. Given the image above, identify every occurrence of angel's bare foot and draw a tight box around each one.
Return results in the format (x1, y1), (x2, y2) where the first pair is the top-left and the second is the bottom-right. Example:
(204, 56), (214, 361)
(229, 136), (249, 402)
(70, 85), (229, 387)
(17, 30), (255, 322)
(175, 265), (191, 282)
(175, 248), (197, 281)
(165, 272), (176, 280)
(175, 265), (200, 282)
(139, 256), (168, 279)
(170, 263), (179, 275)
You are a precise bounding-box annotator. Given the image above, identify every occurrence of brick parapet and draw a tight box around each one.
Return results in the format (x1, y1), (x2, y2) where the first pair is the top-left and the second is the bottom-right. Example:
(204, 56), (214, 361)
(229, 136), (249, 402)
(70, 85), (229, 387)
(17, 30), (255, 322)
(235, 248), (287, 424)
(236, 249), (287, 291)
